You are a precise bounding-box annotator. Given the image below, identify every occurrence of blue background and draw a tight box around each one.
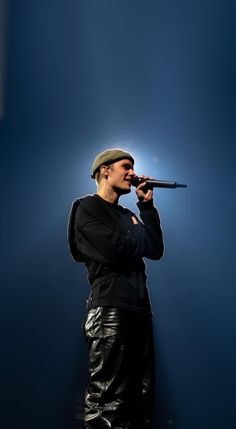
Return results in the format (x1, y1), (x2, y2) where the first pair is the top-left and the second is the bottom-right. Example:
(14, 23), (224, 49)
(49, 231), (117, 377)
(1, 1), (236, 428)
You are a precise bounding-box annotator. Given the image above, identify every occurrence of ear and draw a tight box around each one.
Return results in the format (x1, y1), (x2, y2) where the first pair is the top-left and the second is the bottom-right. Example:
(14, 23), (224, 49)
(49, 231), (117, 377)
(100, 165), (110, 176)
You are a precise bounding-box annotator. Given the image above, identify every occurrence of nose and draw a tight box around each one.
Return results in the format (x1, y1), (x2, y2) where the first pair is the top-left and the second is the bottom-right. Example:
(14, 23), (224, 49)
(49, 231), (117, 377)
(129, 168), (136, 177)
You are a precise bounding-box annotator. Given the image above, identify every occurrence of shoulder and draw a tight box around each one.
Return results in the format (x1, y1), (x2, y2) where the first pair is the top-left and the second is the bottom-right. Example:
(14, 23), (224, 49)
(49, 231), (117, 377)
(78, 194), (107, 212)
(68, 194), (92, 218)
(75, 194), (116, 228)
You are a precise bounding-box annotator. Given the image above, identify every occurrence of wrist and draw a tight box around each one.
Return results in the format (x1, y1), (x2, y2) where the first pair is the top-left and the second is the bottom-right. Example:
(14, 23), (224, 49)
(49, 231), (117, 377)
(137, 199), (154, 211)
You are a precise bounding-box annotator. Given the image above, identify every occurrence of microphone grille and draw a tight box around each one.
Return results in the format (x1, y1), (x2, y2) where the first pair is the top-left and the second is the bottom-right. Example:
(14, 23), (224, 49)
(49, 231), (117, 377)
(131, 177), (142, 187)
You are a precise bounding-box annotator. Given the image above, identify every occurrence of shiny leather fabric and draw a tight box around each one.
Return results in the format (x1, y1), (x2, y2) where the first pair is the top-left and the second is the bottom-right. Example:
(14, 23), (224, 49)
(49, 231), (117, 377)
(83, 307), (155, 429)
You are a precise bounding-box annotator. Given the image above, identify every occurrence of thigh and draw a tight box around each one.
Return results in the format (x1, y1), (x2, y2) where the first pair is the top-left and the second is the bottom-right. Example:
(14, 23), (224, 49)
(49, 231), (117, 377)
(84, 307), (144, 428)
(84, 307), (135, 402)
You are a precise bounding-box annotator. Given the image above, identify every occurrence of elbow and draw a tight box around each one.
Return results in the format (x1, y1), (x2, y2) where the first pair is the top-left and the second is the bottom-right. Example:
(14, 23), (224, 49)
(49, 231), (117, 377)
(157, 246), (164, 260)
(149, 243), (164, 260)
(158, 242), (165, 259)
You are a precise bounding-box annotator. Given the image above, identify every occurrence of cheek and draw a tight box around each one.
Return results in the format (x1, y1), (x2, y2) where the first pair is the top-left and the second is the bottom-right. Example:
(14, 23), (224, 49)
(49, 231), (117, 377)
(111, 173), (120, 182)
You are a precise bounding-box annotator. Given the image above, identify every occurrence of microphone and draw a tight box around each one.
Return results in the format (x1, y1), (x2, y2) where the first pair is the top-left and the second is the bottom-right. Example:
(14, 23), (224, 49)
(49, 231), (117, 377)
(131, 176), (187, 189)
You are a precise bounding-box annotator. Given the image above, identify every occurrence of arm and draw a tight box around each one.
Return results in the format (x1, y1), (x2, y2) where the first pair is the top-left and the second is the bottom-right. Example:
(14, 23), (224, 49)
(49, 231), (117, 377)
(133, 174), (164, 259)
(75, 207), (162, 263)
(74, 189), (164, 264)
(136, 199), (164, 260)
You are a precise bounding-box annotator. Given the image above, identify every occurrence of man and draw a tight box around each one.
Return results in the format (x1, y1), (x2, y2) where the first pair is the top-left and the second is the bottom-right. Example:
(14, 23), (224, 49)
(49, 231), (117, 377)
(68, 148), (164, 429)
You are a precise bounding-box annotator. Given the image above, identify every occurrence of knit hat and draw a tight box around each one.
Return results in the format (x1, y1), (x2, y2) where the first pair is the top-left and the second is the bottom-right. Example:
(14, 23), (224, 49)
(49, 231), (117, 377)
(91, 148), (135, 179)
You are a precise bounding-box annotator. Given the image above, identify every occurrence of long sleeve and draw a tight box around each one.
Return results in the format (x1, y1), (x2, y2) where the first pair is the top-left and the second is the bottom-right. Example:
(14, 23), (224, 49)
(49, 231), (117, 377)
(74, 198), (164, 264)
(137, 199), (164, 259)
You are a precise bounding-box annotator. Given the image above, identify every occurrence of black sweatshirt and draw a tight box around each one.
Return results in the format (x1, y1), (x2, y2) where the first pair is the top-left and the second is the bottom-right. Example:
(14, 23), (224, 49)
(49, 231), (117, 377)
(68, 193), (164, 314)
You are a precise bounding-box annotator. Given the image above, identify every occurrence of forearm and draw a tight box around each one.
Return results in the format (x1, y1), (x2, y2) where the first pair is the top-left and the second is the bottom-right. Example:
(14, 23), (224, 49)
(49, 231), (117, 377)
(75, 204), (163, 263)
(137, 199), (164, 260)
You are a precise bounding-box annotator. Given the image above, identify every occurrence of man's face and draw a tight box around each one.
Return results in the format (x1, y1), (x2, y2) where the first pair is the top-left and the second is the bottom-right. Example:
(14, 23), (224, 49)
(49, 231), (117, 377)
(107, 158), (136, 194)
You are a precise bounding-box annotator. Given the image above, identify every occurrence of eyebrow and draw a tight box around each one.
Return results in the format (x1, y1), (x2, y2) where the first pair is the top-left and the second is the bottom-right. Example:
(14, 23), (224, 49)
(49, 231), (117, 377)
(122, 162), (133, 169)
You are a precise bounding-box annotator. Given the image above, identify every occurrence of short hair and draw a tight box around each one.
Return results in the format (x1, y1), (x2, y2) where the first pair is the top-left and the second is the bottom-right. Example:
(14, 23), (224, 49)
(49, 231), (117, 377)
(94, 170), (100, 185)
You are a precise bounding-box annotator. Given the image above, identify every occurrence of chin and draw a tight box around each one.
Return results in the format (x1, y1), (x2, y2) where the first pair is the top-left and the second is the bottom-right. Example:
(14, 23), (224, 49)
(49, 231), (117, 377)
(120, 187), (131, 195)
(115, 185), (131, 195)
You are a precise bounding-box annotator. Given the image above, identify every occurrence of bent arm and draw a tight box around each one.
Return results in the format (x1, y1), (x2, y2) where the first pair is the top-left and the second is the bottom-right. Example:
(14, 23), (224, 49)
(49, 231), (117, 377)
(137, 199), (164, 260)
(75, 200), (164, 263)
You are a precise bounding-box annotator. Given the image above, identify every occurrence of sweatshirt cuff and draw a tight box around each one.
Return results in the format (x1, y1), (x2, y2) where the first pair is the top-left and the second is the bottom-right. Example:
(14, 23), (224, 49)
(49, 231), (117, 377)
(137, 199), (154, 211)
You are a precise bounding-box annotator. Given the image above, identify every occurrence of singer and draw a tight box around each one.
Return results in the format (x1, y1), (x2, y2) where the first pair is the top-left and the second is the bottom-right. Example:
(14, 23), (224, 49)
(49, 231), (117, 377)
(68, 148), (164, 429)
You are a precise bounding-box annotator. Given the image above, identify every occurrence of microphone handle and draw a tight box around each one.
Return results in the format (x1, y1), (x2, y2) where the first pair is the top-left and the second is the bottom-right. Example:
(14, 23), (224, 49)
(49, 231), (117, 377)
(131, 177), (187, 188)
(148, 180), (187, 188)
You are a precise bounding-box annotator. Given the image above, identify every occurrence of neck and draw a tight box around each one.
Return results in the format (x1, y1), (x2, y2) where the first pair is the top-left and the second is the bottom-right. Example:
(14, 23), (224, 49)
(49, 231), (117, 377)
(96, 189), (119, 205)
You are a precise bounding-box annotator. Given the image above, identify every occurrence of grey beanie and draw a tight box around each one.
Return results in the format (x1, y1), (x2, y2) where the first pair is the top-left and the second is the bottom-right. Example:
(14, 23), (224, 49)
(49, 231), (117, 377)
(91, 148), (135, 179)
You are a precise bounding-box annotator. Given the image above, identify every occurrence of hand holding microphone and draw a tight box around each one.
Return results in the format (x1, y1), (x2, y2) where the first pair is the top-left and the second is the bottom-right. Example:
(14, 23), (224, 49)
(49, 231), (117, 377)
(134, 175), (154, 203)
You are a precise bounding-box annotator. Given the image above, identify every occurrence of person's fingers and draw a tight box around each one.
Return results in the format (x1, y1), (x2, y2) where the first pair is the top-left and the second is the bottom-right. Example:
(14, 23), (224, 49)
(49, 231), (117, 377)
(131, 216), (138, 224)
(142, 190), (151, 199)
(146, 190), (153, 199)
(141, 189), (153, 201)
(136, 180), (147, 190)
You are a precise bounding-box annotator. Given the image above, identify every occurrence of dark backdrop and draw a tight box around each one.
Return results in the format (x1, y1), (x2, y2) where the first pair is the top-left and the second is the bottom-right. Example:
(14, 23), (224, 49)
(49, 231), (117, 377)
(1, 1), (236, 428)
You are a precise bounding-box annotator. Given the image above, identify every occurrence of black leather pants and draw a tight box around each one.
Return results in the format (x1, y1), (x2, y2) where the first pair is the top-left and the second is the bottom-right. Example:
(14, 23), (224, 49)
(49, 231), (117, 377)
(83, 306), (155, 429)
